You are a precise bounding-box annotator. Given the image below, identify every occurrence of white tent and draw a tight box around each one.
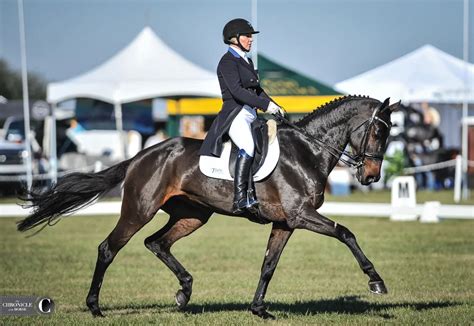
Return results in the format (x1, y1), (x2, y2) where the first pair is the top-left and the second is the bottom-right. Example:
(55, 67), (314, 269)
(46, 26), (221, 182)
(47, 26), (220, 103)
(335, 44), (474, 104)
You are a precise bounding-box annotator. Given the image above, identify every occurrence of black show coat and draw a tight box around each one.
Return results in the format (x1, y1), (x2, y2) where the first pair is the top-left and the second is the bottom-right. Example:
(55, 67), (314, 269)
(199, 49), (274, 157)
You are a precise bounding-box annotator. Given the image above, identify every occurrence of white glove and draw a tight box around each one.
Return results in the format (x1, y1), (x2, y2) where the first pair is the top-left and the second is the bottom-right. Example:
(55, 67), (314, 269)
(266, 102), (284, 115)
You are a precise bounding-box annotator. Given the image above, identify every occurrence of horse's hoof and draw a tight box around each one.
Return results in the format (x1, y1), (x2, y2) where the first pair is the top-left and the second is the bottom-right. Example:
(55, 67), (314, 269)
(261, 311), (276, 320)
(175, 289), (190, 310)
(252, 309), (276, 320)
(87, 300), (105, 317)
(251, 306), (276, 320)
(91, 310), (105, 318)
(369, 280), (388, 294)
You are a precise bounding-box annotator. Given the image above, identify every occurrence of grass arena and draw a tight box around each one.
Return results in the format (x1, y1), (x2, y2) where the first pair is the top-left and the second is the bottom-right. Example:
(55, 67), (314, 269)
(1, 210), (473, 325)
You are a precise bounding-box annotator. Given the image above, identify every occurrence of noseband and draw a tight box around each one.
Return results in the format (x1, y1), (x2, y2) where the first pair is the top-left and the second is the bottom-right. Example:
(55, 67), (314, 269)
(274, 102), (391, 170)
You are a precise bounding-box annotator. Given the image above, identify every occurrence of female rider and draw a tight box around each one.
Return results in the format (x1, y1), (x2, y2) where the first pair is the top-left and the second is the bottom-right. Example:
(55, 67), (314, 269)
(199, 18), (284, 215)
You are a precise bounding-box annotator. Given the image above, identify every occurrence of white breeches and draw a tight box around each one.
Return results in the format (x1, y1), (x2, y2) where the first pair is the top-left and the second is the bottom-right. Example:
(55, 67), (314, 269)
(228, 105), (257, 157)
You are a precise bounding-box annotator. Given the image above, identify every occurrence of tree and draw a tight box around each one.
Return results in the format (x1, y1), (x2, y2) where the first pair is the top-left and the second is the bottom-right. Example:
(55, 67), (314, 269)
(0, 58), (47, 100)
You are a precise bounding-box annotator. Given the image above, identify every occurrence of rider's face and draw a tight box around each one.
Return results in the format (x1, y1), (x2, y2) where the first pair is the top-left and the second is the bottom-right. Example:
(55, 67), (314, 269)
(238, 34), (253, 51)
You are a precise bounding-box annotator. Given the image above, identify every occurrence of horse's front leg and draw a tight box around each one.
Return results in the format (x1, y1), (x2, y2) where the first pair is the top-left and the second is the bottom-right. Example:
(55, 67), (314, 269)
(250, 222), (293, 319)
(290, 207), (387, 294)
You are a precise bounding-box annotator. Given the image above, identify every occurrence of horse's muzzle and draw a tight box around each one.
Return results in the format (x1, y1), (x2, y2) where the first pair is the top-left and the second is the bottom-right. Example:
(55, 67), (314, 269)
(357, 164), (381, 186)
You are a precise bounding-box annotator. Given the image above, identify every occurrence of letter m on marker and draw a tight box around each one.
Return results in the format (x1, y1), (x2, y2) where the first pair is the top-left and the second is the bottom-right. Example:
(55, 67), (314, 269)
(398, 182), (410, 198)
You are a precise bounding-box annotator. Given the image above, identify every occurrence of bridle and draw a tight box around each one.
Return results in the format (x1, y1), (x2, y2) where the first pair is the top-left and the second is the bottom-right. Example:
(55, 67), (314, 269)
(348, 103), (391, 168)
(274, 100), (391, 170)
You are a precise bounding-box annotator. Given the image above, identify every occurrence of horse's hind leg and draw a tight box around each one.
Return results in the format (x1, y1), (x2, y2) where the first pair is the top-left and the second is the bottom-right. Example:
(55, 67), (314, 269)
(292, 207), (387, 294)
(144, 213), (210, 309)
(251, 222), (293, 320)
(86, 200), (157, 317)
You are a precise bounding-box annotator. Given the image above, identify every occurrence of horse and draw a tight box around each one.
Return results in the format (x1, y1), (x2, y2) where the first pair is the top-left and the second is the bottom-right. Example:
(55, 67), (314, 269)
(18, 95), (399, 320)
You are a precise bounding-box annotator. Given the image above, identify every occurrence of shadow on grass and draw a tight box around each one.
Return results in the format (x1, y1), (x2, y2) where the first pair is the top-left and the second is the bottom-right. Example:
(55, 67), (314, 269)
(97, 295), (460, 319)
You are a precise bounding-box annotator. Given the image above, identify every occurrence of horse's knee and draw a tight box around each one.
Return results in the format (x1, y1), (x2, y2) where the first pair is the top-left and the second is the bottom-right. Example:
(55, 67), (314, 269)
(335, 224), (356, 243)
(286, 216), (302, 229)
(144, 236), (153, 250)
(144, 237), (169, 256)
(144, 236), (157, 251)
(98, 240), (115, 264)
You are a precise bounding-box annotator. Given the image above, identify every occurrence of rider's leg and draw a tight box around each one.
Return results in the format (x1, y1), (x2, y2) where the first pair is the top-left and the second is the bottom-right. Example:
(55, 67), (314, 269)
(229, 105), (256, 156)
(228, 106), (258, 213)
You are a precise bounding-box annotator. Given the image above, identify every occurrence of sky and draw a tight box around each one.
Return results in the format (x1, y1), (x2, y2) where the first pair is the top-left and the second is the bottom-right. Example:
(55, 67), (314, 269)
(0, 0), (473, 87)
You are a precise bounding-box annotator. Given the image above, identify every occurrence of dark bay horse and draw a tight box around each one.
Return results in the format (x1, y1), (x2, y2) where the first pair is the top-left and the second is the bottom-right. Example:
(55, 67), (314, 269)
(18, 95), (399, 319)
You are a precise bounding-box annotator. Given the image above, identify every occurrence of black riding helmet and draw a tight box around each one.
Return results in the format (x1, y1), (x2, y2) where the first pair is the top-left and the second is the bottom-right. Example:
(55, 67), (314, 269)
(223, 18), (259, 51)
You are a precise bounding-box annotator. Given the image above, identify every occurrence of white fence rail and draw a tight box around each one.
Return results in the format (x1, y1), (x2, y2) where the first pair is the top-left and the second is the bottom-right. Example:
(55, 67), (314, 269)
(1, 201), (472, 219)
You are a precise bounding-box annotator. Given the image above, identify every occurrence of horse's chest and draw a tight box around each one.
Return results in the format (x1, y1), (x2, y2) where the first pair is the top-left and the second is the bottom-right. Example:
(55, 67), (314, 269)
(311, 190), (325, 209)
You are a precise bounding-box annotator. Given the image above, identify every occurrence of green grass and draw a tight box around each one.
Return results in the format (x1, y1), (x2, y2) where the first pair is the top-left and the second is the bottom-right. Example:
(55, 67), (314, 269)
(1, 214), (473, 325)
(0, 197), (22, 204)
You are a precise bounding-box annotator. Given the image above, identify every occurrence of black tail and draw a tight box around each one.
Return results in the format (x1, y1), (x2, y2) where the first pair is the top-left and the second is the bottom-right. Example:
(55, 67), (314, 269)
(17, 159), (132, 232)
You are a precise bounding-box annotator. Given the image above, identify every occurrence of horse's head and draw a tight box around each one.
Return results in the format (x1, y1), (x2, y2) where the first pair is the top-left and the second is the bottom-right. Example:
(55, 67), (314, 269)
(349, 98), (400, 185)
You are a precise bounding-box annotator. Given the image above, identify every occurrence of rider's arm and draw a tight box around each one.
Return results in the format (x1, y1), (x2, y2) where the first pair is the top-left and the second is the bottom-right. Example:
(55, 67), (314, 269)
(257, 87), (275, 103)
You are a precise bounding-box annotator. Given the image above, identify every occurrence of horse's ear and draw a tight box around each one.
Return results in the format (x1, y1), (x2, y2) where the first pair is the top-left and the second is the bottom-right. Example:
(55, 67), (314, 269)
(388, 100), (401, 112)
(380, 97), (390, 110)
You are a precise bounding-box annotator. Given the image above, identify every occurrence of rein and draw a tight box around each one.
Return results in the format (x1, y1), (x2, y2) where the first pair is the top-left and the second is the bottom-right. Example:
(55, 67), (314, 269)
(272, 102), (390, 169)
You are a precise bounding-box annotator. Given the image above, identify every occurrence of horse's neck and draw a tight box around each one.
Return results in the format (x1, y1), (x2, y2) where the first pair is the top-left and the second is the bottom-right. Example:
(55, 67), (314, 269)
(298, 103), (355, 173)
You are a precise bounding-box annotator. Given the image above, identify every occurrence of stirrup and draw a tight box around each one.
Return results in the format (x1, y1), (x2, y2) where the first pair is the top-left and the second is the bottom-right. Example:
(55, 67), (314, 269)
(246, 189), (259, 208)
(232, 200), (248, 214)
(232, 196), (258, 215)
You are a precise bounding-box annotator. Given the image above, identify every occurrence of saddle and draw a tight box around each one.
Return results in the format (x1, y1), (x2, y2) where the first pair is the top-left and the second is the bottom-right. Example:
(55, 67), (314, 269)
(199, 118), (280, 182)
(199, 118), (279, 225)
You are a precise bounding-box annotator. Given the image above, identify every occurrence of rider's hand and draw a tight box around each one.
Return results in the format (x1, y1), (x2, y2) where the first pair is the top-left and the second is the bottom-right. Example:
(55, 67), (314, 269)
(266, 102), (285, 116)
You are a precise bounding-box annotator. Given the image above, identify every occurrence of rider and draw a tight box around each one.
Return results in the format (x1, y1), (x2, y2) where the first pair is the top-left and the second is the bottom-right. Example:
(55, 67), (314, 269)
(199, 18), (284, 214)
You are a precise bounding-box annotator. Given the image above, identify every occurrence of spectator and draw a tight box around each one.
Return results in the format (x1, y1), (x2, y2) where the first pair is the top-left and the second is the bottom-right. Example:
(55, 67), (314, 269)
(421, 102), (441, 127)
(68, 118), (86, 134)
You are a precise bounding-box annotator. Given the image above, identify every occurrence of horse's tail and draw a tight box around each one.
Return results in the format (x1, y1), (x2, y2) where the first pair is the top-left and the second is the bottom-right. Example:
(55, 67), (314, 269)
(17, 159), (132, 232)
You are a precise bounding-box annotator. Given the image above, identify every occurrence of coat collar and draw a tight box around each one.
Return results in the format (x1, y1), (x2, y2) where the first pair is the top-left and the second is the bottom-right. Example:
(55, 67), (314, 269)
(228, 46), (246, 60)
(227, 48), (258, 78)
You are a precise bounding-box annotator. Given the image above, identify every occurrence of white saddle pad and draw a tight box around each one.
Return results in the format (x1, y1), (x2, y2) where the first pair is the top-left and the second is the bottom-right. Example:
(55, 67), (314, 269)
(199, 137), (280, 181)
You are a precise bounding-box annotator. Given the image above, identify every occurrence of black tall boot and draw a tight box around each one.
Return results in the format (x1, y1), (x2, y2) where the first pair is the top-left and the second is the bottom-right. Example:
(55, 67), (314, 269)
(232, 150), (258, 214)
(246, 171), (259, 215)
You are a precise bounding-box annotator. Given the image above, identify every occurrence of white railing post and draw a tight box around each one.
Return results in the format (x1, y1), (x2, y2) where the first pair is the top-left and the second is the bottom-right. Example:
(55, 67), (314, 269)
(454, 155), (463, 203)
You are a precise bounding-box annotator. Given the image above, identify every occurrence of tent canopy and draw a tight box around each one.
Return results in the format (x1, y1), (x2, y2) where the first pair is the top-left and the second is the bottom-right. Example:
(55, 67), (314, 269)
(47, 27), (221, 104)
(335, 44), (474, 103)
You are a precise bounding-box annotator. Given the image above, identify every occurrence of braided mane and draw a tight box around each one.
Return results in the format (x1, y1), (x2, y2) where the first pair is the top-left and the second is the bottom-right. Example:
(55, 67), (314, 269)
(295, 95), (373, 126)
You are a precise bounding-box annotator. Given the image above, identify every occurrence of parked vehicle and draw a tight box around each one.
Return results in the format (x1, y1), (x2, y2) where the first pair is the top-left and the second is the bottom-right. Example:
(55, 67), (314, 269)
(0, 118), (41, 196)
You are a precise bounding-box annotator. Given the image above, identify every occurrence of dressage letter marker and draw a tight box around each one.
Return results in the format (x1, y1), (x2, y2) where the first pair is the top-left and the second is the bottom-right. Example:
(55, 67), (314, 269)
(390, 176), (418, 221)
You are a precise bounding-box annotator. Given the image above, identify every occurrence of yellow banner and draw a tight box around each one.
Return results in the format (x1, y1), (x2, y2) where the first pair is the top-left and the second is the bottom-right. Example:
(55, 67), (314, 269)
(167, 95), (341, 115)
